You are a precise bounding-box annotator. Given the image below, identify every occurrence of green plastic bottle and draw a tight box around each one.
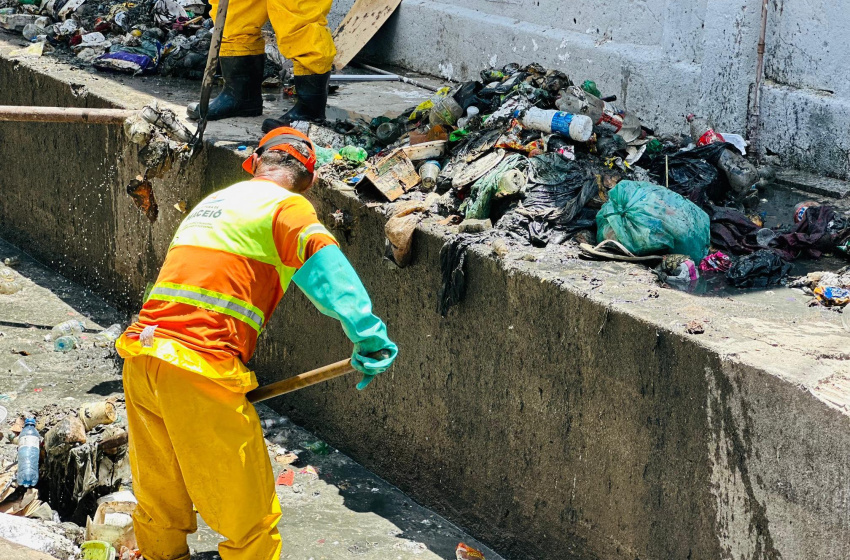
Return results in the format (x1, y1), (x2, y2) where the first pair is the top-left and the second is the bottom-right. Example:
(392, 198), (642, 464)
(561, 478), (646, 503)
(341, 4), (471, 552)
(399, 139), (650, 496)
(339, 146), (368, 163)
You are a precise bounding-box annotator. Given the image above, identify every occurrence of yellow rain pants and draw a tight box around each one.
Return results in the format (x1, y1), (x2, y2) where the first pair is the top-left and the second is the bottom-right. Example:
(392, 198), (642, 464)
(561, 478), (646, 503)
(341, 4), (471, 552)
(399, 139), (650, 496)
(123, 355), (282, 560)
(209, 0), (336, 75)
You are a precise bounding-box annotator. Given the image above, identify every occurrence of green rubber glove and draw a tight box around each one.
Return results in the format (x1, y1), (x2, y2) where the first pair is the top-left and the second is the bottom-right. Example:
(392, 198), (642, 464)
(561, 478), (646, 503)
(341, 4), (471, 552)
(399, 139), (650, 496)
(292, 245), (398, 390)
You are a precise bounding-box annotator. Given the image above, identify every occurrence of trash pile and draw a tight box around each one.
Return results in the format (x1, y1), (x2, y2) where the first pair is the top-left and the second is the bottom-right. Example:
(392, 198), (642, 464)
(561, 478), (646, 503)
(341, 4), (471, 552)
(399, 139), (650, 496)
(307, 62), (850, 311)
(0, 0), (221, 78)
(0, 397), (136, 559)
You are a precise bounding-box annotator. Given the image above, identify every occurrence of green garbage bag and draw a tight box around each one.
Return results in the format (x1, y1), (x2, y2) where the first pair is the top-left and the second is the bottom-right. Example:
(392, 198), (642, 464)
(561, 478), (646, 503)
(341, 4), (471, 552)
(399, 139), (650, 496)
(596, 181), (710, 261)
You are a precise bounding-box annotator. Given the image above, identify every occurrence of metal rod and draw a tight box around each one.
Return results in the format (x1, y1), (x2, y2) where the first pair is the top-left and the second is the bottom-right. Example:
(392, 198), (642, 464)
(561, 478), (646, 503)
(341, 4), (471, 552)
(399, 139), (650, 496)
(747, 0), (770, 163)
(354, 62), (441, 93)
(0, 106), (134, 124)
(330, 74), (403, 82)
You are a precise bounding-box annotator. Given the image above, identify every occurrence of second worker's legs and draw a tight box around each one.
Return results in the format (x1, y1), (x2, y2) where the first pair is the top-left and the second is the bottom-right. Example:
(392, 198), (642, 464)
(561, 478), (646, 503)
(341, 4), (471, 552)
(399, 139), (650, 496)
(262, 0), (335, 132)
(186, 0), (267, 120)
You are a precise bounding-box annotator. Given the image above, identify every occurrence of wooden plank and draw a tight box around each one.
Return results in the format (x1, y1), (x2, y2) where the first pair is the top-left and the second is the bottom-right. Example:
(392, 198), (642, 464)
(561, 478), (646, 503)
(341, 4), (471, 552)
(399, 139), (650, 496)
(332, 0), (403, 71)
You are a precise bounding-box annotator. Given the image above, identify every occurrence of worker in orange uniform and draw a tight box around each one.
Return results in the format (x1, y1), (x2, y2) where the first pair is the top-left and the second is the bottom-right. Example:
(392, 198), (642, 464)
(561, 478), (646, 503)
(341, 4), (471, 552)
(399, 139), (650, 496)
(187, 0), (335, 131)
(115, 127), (397, 560)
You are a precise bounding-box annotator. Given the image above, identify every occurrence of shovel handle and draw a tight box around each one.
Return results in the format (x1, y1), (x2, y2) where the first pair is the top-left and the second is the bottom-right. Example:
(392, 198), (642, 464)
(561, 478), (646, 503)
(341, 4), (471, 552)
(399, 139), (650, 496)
(247, 358), (355, 403)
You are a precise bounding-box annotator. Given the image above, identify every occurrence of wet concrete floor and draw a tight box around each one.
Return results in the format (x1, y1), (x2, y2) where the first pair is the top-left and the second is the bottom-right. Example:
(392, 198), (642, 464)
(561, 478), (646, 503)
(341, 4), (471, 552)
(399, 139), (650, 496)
(0, 237), (503, 560)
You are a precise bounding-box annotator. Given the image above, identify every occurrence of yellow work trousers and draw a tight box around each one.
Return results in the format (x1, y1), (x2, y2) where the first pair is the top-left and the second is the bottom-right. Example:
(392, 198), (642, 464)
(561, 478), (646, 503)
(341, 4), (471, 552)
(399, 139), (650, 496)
(209, 0), (336, 75)
(124, 356), (282, 560)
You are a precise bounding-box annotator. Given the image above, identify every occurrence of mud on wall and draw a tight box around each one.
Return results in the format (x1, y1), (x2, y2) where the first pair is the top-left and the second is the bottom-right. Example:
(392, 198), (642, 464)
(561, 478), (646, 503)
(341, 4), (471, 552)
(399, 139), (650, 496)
(2, 60), (850, 559)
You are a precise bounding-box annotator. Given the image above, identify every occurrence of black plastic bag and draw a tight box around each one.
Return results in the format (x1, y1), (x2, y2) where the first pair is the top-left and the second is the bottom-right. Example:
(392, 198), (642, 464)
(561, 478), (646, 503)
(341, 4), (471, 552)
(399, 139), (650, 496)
(726, 250), (791, 288)
(649, 142), (733, 205)
(525, 154), (598, 226)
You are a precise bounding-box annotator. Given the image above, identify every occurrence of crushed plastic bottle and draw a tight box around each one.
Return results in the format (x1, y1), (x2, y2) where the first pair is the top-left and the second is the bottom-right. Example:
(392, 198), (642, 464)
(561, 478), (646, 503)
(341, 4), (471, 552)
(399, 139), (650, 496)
(556, 86), (642, 142)
(48, 319), (85, 341)
(686, 114), (760, 196)
(16, 418), (40, 487)
(54, 335), (79, 352)
(94, 324), (123, 347)
(339, 146), (368, 163)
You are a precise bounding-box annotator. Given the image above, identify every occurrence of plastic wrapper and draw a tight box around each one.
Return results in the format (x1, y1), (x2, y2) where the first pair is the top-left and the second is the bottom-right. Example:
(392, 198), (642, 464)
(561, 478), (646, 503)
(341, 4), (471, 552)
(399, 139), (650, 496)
(814, 286), (850, 307)
(596, 181), (711, 261)
(726, 250), (791, 288)
(699, 251), (732, 273)
(94, 40), (162, 74)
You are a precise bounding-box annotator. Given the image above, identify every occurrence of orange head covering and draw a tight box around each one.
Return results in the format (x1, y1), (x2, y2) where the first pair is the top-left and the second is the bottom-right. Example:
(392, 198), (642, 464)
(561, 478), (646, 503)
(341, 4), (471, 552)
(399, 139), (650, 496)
(242, 127), (317, 175)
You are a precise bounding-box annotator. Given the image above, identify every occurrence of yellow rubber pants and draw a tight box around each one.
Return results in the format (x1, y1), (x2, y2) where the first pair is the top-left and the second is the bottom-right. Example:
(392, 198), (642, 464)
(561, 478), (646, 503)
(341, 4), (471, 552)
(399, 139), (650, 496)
(124, 356), (282, 560)
(209, 0), (336, 75)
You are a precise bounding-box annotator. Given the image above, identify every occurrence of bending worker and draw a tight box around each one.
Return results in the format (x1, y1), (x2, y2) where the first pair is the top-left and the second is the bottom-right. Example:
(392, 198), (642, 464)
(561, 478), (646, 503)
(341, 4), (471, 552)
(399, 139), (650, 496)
(116, 127), (398, 560)
(187, 0), (334, 132)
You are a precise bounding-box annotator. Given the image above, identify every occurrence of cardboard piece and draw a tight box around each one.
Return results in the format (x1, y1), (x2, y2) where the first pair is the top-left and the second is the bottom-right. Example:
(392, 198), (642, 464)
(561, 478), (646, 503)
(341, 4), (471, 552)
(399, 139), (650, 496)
(332, 0), (403, 70)
(362, 148), (420, 201)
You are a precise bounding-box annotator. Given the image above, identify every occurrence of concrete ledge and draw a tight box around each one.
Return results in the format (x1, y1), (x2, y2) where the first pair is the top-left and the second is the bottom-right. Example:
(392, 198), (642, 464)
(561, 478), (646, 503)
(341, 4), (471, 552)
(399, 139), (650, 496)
(2, 41), (850, 560)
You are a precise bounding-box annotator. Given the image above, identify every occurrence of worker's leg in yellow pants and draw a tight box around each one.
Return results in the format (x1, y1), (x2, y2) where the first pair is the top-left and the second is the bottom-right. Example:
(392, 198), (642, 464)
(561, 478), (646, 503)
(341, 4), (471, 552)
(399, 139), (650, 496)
(124, 356), (282, 560)
(268, 0), (336, 75)
(208, 0), (268, 57)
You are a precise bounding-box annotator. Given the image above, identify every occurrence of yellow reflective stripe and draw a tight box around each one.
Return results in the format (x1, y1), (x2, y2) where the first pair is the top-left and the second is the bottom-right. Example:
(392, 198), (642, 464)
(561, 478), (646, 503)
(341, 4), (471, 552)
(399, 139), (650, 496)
(296, 224), (334, 263)
(149, 282), (265, 332)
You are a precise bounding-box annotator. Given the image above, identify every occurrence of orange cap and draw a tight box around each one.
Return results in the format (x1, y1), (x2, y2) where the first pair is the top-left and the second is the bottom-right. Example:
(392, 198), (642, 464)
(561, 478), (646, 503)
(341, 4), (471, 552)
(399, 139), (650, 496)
(242, 127), (317, 175)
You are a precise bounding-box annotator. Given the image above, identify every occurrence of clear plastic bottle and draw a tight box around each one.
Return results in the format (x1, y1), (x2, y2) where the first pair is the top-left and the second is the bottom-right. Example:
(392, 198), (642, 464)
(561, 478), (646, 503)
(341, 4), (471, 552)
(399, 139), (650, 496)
(686, 113), (725, 146)
(54, 335), (80, 352)
(94, 324), (123, 347)
(16, 418), (40, 487)
(49, 319), (85, 341)
(418, 161), (441, 190)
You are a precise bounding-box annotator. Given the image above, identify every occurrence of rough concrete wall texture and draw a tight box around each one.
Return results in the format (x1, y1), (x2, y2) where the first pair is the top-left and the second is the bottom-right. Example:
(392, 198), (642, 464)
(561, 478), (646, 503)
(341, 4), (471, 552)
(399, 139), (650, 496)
(3, 59), (850, 559)
(342, 0), (850, 180)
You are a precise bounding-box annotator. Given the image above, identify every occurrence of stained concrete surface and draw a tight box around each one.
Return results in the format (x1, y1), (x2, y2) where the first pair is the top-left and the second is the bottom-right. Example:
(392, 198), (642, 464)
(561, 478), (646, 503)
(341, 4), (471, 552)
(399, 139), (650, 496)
(0, 238), (502, 560)
(3, 35), (850, 560)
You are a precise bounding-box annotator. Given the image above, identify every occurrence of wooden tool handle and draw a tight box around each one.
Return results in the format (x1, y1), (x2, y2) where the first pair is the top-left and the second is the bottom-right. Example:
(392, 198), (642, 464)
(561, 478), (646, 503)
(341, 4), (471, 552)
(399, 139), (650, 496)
(247, 358), (355, 404)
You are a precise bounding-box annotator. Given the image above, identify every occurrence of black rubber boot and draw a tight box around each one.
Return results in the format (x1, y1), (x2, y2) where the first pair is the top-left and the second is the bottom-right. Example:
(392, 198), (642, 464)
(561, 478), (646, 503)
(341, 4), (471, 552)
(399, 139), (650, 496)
(262, 72), (330, 132)
(187, 54), (264, 121)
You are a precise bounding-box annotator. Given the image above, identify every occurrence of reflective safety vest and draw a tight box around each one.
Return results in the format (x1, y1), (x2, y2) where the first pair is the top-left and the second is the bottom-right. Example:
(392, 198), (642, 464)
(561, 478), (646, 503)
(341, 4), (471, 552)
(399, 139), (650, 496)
(147, 180), (332, 334)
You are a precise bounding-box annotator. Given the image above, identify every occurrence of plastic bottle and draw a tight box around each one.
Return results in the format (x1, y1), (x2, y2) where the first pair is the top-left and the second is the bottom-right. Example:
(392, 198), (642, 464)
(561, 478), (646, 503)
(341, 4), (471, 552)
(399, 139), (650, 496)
(0, 267), (22, 295)
(418, 161), (441, 190)
(376, 122), (404, 145)
(54, 335), (79, 352)
(686, 114), (725, 146)
(16, 418), (40, 487)
(686, 114), (759, 195)
(456, 106), (480, 129)
(556, 86), (642, 142)
(755, 228), (777, 248)
(94, 324), (123, 347)
(339, 146), (368, 163)
(717, 149), (760, 195)
(49, 319), (85, 341)
(314, 146), (339, 168)
(518, 107), (593, 143)
(429, 95), (464, 127)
